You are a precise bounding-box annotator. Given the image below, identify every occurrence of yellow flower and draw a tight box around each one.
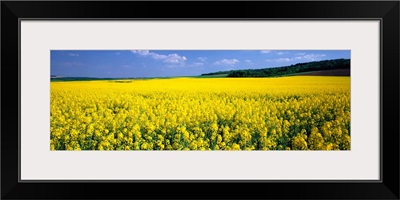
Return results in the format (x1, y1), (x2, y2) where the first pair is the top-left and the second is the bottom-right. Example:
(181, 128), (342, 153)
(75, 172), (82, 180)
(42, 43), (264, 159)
(232, 143), (241, 150)
(50, 76), (350, 151)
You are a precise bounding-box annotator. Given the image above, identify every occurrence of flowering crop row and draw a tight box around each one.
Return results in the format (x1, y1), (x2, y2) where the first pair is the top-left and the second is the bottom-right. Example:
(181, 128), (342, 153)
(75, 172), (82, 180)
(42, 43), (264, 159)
(50, 77), (350, 150)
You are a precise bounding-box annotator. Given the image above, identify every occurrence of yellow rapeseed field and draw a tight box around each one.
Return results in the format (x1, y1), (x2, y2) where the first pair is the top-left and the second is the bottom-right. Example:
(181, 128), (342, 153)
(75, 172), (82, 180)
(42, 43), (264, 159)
(50, 76), (350, 151)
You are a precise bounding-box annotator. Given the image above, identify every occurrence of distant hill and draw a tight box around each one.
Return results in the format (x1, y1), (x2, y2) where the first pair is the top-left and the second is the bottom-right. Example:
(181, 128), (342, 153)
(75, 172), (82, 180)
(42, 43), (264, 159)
(201, 58), (350, 77)
(50, 77), (113, 82)
(293, 68), (350, 76)
(50, 76), (165, 82)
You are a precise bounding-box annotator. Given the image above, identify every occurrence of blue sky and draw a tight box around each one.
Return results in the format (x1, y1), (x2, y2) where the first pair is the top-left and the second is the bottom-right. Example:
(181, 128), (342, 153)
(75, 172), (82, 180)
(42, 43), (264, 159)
(51, 50), (350, 78)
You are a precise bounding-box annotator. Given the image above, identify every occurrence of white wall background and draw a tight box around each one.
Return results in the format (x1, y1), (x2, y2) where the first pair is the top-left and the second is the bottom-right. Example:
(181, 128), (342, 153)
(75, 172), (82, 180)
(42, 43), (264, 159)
(21, 20), (380, 180)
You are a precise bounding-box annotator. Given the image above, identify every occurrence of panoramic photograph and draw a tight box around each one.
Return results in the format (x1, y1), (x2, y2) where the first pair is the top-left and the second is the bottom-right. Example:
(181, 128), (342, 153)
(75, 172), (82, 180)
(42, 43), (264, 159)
(50, 50), (350, 151)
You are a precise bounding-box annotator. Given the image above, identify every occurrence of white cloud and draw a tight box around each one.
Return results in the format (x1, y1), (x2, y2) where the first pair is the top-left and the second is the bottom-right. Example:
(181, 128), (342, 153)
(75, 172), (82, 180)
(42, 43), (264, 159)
(295, 52), (306, 56)
(131, 50), (150, 56)
(192, 62), (204, 66)
(265, 54), (326, 63)
(68, 53), (79, 57)
(152, 54), (168, 60)
(245, 60), (254, 65)
(260, 50), (271, 54)
(265, 58), (291, 62)
(214, 59), (239, 65)
(197, 57), (207, 61)
(131, 50), (186, 65)
(276, 51), (288, 55)
(294, 54), (326, 61)
(163, 53), (187, 64)
(58, 61), (83, 67)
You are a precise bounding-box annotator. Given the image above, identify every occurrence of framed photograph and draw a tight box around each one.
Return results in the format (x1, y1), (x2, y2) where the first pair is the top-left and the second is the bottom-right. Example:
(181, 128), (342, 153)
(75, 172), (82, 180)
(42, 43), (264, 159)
(2, 1), (399, 199)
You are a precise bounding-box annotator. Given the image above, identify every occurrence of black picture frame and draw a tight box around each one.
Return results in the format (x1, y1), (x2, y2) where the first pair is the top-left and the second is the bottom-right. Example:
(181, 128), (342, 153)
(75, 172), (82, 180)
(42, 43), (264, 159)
(1, 1), (399, 199)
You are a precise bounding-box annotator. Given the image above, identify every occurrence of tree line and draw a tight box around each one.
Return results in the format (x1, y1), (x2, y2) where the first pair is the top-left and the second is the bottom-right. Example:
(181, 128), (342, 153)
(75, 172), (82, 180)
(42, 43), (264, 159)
(201, 59), (350, 77)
